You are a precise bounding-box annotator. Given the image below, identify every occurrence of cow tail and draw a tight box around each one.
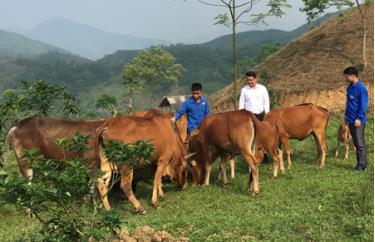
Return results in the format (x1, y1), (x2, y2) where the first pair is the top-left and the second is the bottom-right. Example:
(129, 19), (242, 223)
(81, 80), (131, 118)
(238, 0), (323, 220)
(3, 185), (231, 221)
(2, 125), (17, 165)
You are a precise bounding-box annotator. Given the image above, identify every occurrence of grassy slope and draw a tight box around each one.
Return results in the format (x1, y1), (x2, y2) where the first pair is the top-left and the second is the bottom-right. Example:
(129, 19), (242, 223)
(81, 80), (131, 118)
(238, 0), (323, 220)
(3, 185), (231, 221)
(0, 116), (373, 241)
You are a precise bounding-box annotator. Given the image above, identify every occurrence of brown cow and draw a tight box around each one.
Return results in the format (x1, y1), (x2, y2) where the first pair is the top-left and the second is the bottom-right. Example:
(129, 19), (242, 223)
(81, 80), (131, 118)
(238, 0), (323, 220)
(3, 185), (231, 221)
(264, 103), (329, 169)
(335, 122), (352, 159)
(250, 116), (285, 178)
(96, 109), (189, 213)
(189, 110), (259, 194)
(6, 117), (104, 179)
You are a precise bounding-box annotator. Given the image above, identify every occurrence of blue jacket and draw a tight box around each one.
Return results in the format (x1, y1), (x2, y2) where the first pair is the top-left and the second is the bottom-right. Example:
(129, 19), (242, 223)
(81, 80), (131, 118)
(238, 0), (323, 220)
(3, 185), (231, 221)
(175, 96), (210, 134)
(345, 80), (368, 125)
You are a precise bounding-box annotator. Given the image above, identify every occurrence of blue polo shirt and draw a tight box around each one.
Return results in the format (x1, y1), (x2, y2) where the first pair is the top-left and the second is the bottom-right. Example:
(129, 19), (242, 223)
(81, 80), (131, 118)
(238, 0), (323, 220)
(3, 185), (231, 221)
(345, 80), (368, 125)
(175, 96), (210, 133)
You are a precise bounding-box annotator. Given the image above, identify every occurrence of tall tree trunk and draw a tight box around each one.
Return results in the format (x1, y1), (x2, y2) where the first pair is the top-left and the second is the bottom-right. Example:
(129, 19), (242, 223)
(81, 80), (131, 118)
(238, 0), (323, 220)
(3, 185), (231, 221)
(361, 16), (367, 69)
(232, 0), (238, 109)
(128, 95), (133, 115)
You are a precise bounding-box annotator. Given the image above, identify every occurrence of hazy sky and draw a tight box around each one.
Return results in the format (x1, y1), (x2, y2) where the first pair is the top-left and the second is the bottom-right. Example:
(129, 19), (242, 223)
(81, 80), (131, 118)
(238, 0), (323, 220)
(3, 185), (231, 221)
(0, 0), (336, 43)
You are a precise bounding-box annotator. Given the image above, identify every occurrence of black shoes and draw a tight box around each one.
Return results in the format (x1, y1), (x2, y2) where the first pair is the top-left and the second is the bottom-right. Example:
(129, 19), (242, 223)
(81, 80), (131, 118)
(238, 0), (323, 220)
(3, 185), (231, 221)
(354, 165), (366, 171)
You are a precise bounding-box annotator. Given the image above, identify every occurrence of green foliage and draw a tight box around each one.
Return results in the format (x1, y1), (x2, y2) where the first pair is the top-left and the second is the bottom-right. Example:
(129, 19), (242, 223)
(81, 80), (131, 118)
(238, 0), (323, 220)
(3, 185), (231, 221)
(0, 134), (123, 241)
(214, 14), (230, 27)
(300, 0), (355, 22)
(103, 140), (154, 168)
(96, 94), (118, 117)
(0, 80), (78, 163)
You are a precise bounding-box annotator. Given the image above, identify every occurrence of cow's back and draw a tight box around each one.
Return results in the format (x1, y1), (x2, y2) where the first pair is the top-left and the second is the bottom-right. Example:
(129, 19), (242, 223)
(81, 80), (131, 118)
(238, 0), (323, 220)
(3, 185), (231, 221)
(100, 113), (185, 162)
(265, 104), (329, 140)
(12, 116), (104, 166)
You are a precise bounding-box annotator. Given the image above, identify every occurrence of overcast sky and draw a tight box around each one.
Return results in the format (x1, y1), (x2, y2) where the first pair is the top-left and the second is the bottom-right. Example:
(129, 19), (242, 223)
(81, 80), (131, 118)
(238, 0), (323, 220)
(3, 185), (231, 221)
(0, 0), (336, 43)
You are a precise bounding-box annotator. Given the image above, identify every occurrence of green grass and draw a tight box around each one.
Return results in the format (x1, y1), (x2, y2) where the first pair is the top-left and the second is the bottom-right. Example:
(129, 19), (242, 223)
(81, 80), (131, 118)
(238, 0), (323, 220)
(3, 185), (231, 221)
(0, 117), (373, 241)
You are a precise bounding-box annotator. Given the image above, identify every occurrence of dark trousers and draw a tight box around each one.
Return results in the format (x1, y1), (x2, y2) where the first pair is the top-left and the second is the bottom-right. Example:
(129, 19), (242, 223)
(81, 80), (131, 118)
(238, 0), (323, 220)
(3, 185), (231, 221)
(255, 111), (265, 121)
(349, 124), (367, 168)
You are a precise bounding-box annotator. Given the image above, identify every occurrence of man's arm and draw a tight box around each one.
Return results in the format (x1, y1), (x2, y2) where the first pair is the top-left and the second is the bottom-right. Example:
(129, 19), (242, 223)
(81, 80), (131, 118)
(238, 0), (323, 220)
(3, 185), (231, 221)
(238, 88), (245, 110)
(174, 101), (187, 121)
(356, 87), (368, 123)
(264, 87), (270, 113)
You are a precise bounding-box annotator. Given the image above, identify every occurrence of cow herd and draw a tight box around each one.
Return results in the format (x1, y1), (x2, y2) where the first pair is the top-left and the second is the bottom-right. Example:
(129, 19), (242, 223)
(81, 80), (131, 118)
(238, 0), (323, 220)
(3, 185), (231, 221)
(5, 103), (332, 214)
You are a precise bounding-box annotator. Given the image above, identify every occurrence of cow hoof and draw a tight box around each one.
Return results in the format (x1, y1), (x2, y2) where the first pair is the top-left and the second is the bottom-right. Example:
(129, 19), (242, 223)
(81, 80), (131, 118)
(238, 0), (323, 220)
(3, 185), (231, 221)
(273, 176), (277, 179)
(223, 182), (229, 188)
(152, 203), (160, 209)
(136, 208), (146, 215)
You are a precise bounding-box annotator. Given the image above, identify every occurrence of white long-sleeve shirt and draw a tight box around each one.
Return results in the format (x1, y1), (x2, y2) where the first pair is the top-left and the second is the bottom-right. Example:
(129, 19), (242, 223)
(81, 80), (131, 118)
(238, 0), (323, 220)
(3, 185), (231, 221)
(238, 84), (270, 114)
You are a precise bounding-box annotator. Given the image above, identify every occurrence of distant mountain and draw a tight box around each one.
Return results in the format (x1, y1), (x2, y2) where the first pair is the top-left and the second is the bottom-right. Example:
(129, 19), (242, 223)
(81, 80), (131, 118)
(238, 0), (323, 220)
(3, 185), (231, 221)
(22, 17), (169, 60)
(0, 29), (65, 61)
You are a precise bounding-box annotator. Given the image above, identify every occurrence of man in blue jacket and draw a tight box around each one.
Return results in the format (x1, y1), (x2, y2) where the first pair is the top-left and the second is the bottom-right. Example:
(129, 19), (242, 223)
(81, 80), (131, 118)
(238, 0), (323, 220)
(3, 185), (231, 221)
(343, 66), (368, 171)
(172, 83), (210, 138)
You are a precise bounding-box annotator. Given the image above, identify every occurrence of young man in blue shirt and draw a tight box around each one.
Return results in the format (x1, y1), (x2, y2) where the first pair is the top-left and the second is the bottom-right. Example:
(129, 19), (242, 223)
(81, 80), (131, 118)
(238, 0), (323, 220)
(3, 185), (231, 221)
(171, 83), (210, 138)
(343, 66), (368, 171)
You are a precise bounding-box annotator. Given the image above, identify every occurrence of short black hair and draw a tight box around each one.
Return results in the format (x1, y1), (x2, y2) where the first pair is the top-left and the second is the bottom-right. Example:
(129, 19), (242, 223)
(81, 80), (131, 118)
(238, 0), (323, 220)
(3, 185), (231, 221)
(245, 71), (257, 78)
(343, 66), (358, 77)
(191, 82), (202, 91)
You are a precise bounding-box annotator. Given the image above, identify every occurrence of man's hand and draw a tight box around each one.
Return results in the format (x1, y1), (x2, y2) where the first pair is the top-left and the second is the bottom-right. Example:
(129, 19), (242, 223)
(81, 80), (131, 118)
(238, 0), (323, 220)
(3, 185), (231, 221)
(171, 117), (176, 123)
(354, 119), (361, 127)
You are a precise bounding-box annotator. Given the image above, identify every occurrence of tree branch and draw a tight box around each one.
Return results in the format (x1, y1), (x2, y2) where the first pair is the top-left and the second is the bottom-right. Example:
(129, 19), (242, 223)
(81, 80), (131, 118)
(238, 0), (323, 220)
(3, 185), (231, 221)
(235, 0), (261, 22)
(198, 0), (228, 7)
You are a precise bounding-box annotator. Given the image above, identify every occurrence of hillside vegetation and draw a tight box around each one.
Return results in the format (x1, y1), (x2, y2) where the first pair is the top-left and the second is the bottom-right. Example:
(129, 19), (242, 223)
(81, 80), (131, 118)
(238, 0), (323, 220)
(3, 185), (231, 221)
(210, 5), (374, 113)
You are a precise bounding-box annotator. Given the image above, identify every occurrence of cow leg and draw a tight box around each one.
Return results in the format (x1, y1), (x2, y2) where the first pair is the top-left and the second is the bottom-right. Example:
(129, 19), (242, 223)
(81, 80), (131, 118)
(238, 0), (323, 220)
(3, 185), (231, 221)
(243, 153), (259, 195)
(277, 148), (285, 174)
(219, 156), (229, 186)
(12, 139), (33, 181)
(203, 164), (212, 186)
(229, 159), (235, 179)
(97, 148), (113, 210)
(313, 134), (322, 165)
(158, 183), (165, 198)
(151, 161), (168, 208)
(119, 166), (145, 214)
(314, 131), (327, 168)
(271, 150), (280, 179)
(335, 138), (340, 158)
(280, 135), (292, 169)
(344, 140), (349, 159)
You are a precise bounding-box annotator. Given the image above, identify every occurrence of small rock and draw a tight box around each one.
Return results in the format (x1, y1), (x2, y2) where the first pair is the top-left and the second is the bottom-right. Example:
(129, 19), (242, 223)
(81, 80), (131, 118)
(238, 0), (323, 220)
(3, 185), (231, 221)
(118, 229), (131, 240)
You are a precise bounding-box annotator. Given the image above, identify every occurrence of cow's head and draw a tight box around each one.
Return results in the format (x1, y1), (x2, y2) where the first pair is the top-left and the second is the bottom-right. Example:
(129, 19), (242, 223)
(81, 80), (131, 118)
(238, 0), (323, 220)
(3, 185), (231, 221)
(164, 156), (188, 189)
(185, 130), (205, 185)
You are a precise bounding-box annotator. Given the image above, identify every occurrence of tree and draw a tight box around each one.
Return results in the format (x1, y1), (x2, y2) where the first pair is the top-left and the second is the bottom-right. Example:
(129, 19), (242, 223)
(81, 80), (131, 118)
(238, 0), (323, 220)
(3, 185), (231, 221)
(0, 80), (78, 163)
(122, 76), (144, 114)
(96, 94), (118, 117)
(301, 0), (372, 69)
(196, 0), (291, 107)
(122, 47), (184, 106)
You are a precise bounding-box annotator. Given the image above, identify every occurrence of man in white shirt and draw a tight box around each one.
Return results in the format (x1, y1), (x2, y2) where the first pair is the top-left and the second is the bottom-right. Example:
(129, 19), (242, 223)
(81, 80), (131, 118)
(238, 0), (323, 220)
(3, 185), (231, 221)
(238, 71), (270, 121)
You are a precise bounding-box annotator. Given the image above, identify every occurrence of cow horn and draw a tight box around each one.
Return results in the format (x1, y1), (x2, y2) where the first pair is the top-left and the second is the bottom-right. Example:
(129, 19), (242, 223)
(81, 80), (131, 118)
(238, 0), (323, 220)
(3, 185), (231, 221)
(184, 152), (196, 160)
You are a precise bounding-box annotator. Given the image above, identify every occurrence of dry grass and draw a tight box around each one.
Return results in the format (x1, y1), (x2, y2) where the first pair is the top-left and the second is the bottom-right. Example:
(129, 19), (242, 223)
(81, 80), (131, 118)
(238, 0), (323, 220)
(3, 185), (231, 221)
(210, 4), (374, 113)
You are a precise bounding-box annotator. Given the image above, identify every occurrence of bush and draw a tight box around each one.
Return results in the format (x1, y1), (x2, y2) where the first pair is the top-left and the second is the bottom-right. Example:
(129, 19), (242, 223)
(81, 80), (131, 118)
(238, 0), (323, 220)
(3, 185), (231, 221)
(0, 134), (126, 241)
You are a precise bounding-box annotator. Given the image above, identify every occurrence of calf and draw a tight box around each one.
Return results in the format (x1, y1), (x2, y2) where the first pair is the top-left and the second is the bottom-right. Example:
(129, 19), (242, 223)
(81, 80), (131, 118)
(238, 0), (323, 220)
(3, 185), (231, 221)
(335, 122), (352, 159)
(251, 116), (284, 178)
(189, 110), (259, 194)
